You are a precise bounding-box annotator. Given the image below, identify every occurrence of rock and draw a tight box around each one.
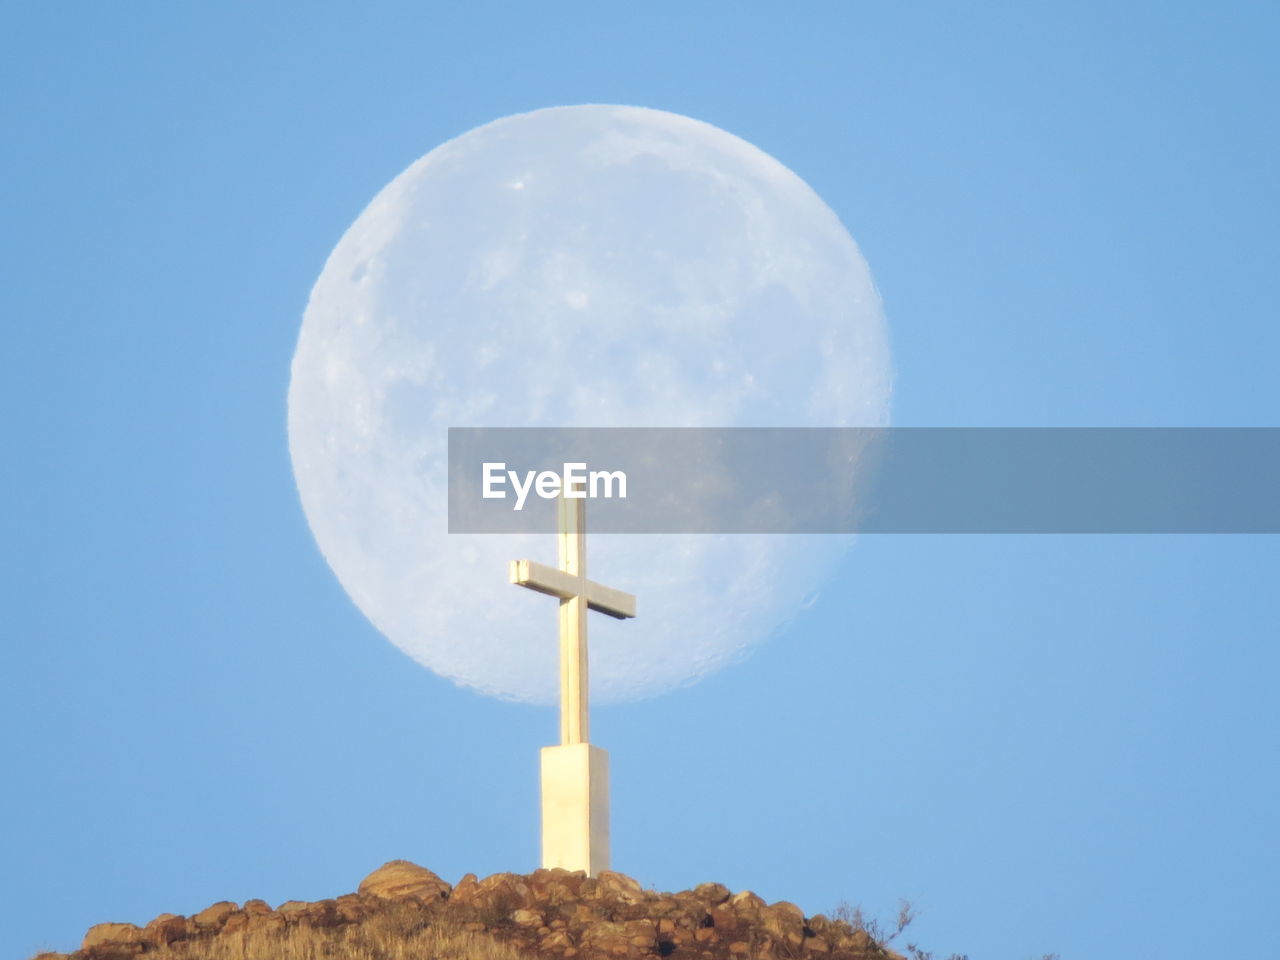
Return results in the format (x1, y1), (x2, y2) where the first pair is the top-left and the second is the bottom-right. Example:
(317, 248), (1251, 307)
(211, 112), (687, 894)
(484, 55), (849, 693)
(65, 864), (910, 960)
(193, 901), (238, 930)
(693, 882), (731, 905)
(309, 899), (342, 927)
(451, 873), (480, 904)
(761, 901), (806, 938)
(358, 860), (452, 902)
(242, 899), (273, 916)
(471, 872), (537, 916)
(82, 923), (144, 951)
(142, 914), (189, 947)
(245, 912), (286, 934)
(541, 929), (575, 949)
(594, 870), (647, 905)
(274, 898), (342, 927)
(834, 928), (875, 952)
(709, 906), (738, 931)
(221, 913), (248, 934)
(647, 896), (685, 919)
(771, 901), (805, 923)
(581, 918), (654, 944)
(529, 867), (587, 904)
(624, 918), (657, 947)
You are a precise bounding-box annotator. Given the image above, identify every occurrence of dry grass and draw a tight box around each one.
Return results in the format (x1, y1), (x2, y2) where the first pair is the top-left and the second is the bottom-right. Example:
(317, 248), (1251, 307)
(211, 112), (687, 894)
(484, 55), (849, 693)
(111, 908), (530, 960)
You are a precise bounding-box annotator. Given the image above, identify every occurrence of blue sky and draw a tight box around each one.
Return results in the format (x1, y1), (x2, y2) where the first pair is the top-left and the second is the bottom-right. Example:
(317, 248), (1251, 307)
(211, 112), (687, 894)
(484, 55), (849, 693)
(3, 4), (1277, 959)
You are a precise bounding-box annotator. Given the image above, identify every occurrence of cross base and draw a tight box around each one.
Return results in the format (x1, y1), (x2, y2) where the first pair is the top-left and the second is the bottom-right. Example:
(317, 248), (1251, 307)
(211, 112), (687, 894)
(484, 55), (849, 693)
(540, 743), (610, 877)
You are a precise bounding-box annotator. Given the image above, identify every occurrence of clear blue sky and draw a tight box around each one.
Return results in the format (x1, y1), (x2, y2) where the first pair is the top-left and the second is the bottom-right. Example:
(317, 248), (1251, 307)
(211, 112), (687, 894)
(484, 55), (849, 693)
(3, 4), (1277, 959)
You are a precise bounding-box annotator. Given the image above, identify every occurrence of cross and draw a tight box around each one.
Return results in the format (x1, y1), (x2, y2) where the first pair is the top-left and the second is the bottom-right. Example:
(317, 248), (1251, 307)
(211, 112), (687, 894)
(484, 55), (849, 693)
(509, 485), (636, 744)
(509, 483), (635, 876)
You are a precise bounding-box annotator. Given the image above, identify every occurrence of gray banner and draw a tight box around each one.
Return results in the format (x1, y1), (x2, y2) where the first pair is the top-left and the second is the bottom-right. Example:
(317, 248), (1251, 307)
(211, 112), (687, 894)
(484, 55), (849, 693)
(447, 428), (1280, 533)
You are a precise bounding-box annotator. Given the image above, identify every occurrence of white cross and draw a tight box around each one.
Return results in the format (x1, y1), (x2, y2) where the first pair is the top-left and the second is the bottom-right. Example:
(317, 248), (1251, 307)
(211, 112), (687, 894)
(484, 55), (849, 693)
(509, 486), (636, 745)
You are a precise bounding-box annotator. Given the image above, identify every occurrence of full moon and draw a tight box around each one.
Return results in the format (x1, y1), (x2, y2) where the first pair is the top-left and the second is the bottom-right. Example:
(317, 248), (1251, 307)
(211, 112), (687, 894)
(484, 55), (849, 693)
(289, 105), (891, 704)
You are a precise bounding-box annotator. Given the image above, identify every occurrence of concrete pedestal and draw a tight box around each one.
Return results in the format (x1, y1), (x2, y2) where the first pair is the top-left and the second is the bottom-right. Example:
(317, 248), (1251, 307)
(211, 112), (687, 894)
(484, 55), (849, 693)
(540, 743), (610, 877)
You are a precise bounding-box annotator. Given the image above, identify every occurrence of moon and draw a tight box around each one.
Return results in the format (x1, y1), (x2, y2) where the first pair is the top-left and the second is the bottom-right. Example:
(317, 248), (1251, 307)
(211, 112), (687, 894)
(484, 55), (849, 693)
(288, 105), (891, 704)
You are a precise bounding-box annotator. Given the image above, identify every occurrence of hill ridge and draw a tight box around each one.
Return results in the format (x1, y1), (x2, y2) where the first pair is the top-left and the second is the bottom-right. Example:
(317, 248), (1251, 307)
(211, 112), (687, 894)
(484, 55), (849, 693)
(39, 860), (903, 960)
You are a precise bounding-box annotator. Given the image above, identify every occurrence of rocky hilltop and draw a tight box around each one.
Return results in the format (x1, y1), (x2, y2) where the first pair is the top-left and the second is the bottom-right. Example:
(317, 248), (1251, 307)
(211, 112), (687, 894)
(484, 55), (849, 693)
(41, 860), (904, 960)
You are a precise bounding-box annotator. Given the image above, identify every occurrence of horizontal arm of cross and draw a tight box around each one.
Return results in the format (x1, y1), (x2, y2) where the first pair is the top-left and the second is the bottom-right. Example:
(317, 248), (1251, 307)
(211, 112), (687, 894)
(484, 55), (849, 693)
(509, 559), (637, 620)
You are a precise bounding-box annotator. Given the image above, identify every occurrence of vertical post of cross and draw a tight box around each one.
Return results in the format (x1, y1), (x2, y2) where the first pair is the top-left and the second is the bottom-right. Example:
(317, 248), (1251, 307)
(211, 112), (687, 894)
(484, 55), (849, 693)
(509, 480), (637, 877)
(558, 484), (588, 745)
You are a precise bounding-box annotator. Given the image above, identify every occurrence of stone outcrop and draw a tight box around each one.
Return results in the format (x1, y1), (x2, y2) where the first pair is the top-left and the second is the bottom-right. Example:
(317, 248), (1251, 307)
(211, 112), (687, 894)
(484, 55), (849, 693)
(48, 861), (901, 960)
(357, 859), (453, 903)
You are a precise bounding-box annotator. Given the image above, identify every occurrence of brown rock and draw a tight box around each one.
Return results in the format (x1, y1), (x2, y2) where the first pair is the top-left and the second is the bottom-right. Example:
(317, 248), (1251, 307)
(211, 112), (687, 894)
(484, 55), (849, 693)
(710, 906), (738, 931)
(276, 898), (341, 927)
(221, 912), (249, 934)
(728, 890), (766, 916)
(695, 927), (719, 943)
(594, 870), (647, 905)
(242, 899), (273, 916)
(771, 901), (805, 924)
(193, 900), (238, 930)
(335, 893), (372, 923)
(82, 923), (144, 951)
(530, 867), (587, 905)
(805, 937), (830, 953)
(142, 914), (189, 947)
(246, 912), (286, 934)
(358, 860), (452, 902)
(834, 928), (875, 952)
(624, 918), (657, 946)
(451, 873), (480, 904)
(580, 918), (655, 951)
(541, 929), (575, 949)
(568, 901), (599, 925)
(472, 872), (537, 916)
(728, 941), (751, 955)
(513, 908), (544, 927)
(580, 920), (627, 943)
(693, 882), (731, 905)
(761, 901), (806, 939)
